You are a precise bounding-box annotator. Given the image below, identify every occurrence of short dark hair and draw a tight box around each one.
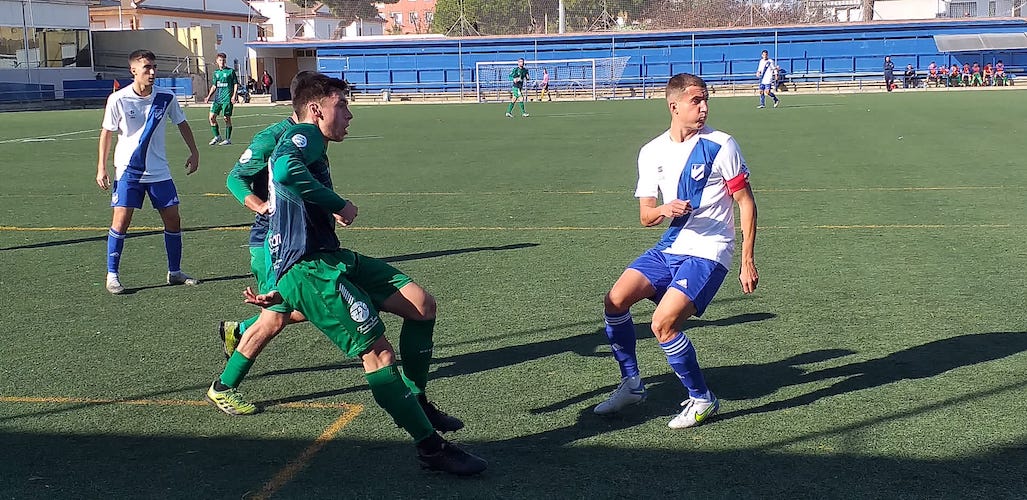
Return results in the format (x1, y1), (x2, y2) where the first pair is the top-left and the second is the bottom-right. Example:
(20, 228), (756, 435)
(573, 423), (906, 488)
(216, 52), (227, 59)
(666, 73), (706, 100)
(128, 49), (155, 63)
(291, 72), (352, 118)
(290, 70), (319, 100)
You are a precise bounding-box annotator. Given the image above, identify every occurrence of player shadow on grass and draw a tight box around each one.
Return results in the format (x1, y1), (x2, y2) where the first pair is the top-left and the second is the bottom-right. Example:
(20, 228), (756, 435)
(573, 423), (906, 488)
(530, 346), (854, 415)
(0, 223), (252, 252)
(489, 331), (1027, 450)
(378, 242), (539, 264)
(714, 331), (1027, 423)
(254, 312), (776, 408)
(122, 241), (546, 293)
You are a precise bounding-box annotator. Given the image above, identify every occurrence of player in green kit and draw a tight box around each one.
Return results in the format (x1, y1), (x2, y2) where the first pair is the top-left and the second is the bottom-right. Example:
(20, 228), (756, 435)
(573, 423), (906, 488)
(505, 57), (530, 118)
(228, 73), (485, 475)
(205, 73), (316, 417)
(204, 53), (237, 145)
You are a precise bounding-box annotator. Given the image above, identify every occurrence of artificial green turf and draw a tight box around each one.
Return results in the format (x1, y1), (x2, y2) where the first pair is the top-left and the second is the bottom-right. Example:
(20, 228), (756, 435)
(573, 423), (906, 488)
(1, 90), (1026, 498)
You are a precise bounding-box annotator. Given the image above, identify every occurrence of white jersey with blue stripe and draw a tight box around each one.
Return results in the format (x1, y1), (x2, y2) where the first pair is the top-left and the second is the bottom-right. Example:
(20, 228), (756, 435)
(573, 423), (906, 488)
(634, 126), (750, 268)
(102, 85), (186, 183)
(757, 58), (776, 85)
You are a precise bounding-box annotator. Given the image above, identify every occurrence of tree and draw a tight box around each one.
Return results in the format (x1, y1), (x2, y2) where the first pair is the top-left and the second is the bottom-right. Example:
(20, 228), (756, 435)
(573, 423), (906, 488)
(290, 0), (399, 21)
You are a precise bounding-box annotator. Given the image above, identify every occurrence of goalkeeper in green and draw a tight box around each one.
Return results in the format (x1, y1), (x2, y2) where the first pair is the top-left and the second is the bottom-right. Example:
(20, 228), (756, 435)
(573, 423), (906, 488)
(505, 58), (530, 118)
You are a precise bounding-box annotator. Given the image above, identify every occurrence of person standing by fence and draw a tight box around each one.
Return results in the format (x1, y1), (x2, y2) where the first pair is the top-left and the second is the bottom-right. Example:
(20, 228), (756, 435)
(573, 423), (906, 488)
(883, 56), (895, 92)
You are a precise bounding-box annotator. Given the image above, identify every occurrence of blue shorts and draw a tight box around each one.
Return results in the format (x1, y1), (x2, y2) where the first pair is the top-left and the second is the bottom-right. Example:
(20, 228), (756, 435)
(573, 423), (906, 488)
(627, 248), (729, 317)
(759, 83), (775, 91)
(111, 178), (180, 210)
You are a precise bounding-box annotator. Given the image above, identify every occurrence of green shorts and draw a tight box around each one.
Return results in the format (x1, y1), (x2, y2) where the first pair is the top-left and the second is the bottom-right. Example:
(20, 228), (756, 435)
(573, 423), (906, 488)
(511, 87), (523, 99)
(275, 249), (413, 358)
(250, 246), (292, 314)
(210, 101), (234, 116)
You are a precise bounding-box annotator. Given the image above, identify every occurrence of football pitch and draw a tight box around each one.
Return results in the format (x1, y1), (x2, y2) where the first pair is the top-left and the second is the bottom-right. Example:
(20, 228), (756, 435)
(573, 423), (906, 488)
(1, 90), (1026, 499)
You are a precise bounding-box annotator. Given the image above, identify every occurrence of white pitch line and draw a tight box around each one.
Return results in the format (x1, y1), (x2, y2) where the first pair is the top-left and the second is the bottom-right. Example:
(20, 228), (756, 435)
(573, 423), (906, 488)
(0, 128), (97, 144)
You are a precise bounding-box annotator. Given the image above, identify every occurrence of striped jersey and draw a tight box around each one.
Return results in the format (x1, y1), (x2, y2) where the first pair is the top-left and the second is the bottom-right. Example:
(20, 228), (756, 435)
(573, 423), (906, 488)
(634, 126), (750, 268)
(101, 85), (187, 183)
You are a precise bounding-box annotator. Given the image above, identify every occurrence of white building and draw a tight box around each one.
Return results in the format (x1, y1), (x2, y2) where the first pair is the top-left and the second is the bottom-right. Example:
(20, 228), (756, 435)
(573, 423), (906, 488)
(813, 0), (1024, 21)
(89, 0), (263, 75)
(0, 0), (96, 97)
(244, 1), (383, 100)
(248, 1), (383, 42)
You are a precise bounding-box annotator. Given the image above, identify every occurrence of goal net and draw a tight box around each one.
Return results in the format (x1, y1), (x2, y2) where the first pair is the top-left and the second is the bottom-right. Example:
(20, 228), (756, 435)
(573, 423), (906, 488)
(474, 57), (631, 102)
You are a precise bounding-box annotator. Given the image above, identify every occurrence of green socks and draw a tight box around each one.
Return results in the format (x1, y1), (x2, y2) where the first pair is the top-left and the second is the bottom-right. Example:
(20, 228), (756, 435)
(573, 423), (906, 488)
(519, 101), (526, 113)
(239, 314), (258, 335)
(399, 318), (434, 395)
(507, 102), (515, 113)
(226, 126), (232, 140)
(366, 365), (434, 443)
(219, 351), (254, 388)
(210, 125), (219, 139)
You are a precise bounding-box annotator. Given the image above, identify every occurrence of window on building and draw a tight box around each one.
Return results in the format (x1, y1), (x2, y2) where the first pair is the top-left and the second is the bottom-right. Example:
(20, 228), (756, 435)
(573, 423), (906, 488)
(410, 11), (419, 26)
(1016, 0), (1026, 16)
(425, 11), (434, 26)
(949, 1), (977, 16)
(258, 24), (272, 40)
(165, 21), (171, 28)
(294, 23), (305, 37)
(988, 1), (997, 16)
(390, 12), (402, 26)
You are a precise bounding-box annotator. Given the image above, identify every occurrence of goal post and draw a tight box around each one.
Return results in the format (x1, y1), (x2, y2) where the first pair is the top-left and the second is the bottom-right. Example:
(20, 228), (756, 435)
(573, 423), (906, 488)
(474, 57), (630, 103)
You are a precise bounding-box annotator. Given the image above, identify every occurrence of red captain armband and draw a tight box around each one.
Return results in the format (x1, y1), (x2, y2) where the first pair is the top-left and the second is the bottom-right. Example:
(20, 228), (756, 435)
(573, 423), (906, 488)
(726, 173), (749, 194)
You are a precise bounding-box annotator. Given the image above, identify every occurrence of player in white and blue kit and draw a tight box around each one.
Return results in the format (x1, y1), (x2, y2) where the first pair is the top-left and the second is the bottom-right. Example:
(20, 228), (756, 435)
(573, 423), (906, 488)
(96, 49), (201, 294)
(595, 73), (759, 428)
(756, 50), (780, 109)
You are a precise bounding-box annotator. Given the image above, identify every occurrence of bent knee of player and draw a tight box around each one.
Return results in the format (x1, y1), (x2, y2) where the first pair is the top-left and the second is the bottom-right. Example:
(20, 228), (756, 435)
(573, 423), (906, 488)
(410, 291), (437, 321)
(649, 315), (681, 343)
(604, 291), (632, 314)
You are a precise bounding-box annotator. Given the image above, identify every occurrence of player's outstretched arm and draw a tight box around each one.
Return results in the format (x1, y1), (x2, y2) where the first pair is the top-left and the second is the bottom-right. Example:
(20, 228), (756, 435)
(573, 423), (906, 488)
(177, 121), (200, 174)
(96, 129), (113, 190)
(733, 186), (758, 293)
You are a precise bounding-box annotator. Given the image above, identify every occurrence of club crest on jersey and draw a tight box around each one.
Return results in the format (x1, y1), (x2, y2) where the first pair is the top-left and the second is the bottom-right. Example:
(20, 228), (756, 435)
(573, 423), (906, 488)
(239, 149), (253, 164)
(349, 301), (370, 322)
(690, 163), (706, 181)
(292, 134), (308, 148)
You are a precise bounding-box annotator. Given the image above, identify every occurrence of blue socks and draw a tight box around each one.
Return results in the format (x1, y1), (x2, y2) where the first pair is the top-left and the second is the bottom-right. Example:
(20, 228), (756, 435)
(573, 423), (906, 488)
(604, 312), (639, 379)
(164, 230), (182, 272)
(660, 332), (711, 400)
(107, 228), (126, 273)
(759, 93), (766, 106)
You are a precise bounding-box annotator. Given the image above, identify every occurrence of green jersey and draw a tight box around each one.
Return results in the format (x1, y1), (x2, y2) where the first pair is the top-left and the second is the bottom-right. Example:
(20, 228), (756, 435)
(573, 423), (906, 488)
(212, 67), (238, 103)
(266, 123), (348, 283)
(509, 67), (529, 89)
(226, 117), (295, 247)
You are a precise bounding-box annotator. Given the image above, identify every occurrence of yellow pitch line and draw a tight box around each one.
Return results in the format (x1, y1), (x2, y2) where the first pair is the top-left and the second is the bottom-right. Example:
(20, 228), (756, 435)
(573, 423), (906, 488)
(0, 395), (353, 410)
(252, 404), (364, 500)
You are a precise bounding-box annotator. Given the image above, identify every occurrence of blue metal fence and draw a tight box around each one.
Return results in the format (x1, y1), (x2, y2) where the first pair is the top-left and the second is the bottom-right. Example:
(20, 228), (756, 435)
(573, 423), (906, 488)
(308, 19), (1027, 94)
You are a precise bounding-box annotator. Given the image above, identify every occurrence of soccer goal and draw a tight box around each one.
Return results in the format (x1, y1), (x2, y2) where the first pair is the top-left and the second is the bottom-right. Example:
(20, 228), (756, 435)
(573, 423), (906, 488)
(474, 57), (630, 102)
